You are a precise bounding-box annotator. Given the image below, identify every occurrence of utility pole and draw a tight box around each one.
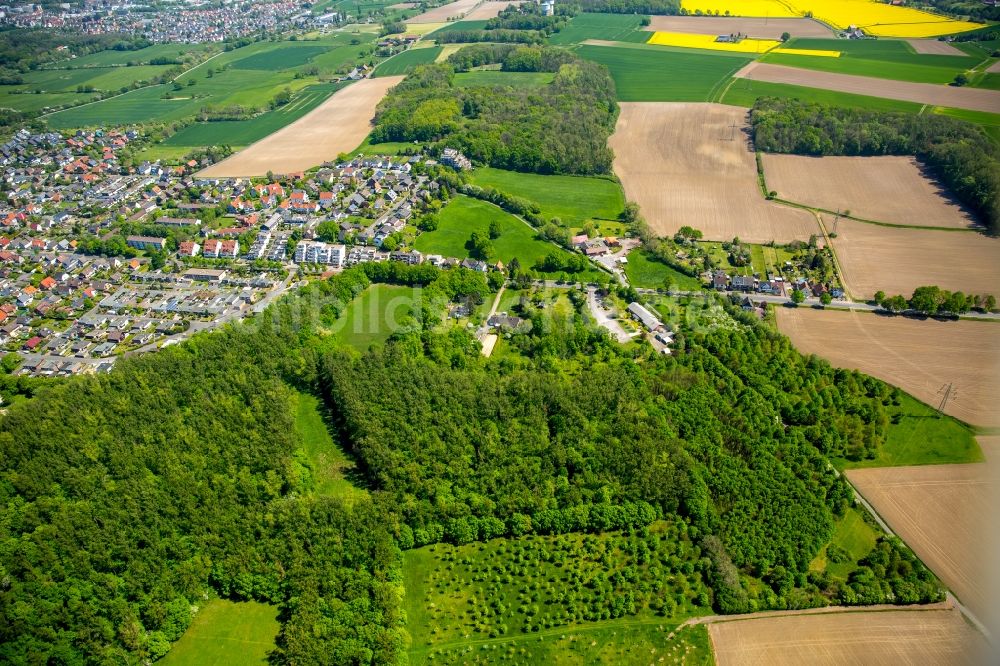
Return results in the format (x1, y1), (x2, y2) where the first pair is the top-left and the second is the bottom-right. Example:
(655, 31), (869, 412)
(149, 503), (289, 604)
(936, 383), (957, 417)
(729, 119), (738, 141)
(832, 208), (840, 235)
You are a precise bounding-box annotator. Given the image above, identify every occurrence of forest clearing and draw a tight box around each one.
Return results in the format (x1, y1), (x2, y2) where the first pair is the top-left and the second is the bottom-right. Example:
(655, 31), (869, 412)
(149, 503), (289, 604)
(610, 103), (819, 242)
(197, 76), (404, 177)
(776, 308), (1000, 428)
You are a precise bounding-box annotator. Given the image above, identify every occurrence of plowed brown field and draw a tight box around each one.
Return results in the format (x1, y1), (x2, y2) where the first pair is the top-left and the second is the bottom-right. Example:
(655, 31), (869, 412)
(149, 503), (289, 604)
(709, 608), (990, 665)
(197, 77), (403, 177)
(762, 154), (977, 229)
(828, 218), (1000, 300)
(775, 308), (1000, 427)
(610, 103), (819, 243)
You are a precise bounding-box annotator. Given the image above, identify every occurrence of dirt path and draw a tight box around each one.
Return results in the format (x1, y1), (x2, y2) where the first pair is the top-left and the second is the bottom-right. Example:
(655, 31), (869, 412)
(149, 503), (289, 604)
(197, 76), (403, 177)
(737, 61), (1000, 113)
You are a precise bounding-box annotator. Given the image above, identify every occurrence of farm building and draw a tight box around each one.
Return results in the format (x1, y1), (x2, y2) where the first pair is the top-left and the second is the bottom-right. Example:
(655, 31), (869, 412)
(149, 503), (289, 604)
(627, 302), (663, 332)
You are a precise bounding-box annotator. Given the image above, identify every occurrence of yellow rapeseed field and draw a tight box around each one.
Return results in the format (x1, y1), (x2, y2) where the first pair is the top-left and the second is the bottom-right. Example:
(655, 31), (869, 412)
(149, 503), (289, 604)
(647, 31), (781, 52)
(679, 0), (982, 37)
(770, 47), (841, 57)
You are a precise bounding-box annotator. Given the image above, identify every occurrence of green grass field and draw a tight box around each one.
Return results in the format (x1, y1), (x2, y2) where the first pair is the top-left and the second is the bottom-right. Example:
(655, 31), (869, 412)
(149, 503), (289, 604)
(624, 251), (703, 291)
(547, 12), (649, 46)
(332, 283), (423, 350)
(373, 46), (444, 77)
(162, 81), (347, 148)
(44, 35), (372, 129)
(404, 520), (713, 664)
(430, 20), (489, 35)
(809, 508), (879, 581)
(577, 45), (749, 102)
(414, 195), (601, 277)
(931, 106), (1000, 143)
(841, 392), (983, 469)
(720, 78), (923, 113)
(786, 38), (975, 66)
(454, 70), (555, 87)
(293, 390), (368, 502)
(43, 43), (215, 69)
(161, 599), (278, 666)
(468, 167), (625, 225)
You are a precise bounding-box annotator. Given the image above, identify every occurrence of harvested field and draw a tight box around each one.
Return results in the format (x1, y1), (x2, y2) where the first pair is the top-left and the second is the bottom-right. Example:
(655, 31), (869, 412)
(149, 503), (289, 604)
(828, 218), (1000, 301)
(408, 0), (484, 23)
(645, 16), (832, 40)
(762, 154), (977, 229)
(775, 308), (1000, 428)
(736, 61), (1000, 113)
(848, 444), (998, 633)
(463, 0), (522, 20)
(708, 608), (990, 666)
(197, 76), (403, 177)
(609, 103), (819, 243)
(989, 60), (1000, 74)
(907, 38), (965, 56)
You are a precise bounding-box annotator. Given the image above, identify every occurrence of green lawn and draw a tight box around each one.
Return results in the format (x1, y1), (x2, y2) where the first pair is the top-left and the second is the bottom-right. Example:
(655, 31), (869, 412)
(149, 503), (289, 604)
(468, 167), (625, 225)
(404, 520), (713, 664)
(293, 390), (368, 502)
(577, 44), (749, 102)
(162, 82), (347, 148)
(161, 599), (278, 666)
(350, 134), (425, 156)
(721, 78), (923, 113)
(547, 12), (649, 46)
(372, 46), (443, 77)
(454, 70), (555, 87)
(841, 392), (983, 469)
(332, 283), (423, 350)
(414, 195), (601, 277)
(809, 508), (879, 581)
(624, 250), (702, 291)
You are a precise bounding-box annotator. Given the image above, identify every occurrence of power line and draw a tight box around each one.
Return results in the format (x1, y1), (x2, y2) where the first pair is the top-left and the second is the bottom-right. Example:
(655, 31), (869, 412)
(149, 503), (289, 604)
(936, 383), (958, 417)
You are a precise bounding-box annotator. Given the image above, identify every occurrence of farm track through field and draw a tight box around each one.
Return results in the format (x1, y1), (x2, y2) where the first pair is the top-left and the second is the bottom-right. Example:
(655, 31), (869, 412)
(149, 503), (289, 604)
(737, 62), (1000, 112)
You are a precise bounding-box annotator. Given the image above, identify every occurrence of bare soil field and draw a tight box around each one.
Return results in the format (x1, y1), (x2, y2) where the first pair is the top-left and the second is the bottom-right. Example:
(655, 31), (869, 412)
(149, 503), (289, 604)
(762, 154), (977, 229)
(462, 0), (522, 20)
(988, 60), (1000, 74)
(645, 16), (832, 40)
(736, 62), (1000, 113)
(828, 218), (1000, 301)
(610, 103), (819, 243)
(408, 0), (485, 23)
(906, 39), (965, 55)
(775, 308), (1000, 427)
(709, 608), (990, 665)
(197, 77), (404, 177)
(847, 447), (997, 634)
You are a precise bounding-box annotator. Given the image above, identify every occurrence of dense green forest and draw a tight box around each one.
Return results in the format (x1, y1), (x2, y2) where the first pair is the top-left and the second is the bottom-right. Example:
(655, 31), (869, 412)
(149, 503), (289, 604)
(750, 98), (1000, 234)
(371, 46), (618, 174)
(0, 258), (944, 662)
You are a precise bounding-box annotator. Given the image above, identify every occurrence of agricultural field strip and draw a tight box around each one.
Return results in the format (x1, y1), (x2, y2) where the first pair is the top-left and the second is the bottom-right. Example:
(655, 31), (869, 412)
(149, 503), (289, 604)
(847, 456), (996, 633)
(708, 608), (989, 666)
(610, 103), (819, 243)
(737, 61), (1000, 113)
(907, 39), (965, 56)
(644, 16), (833, 40)
(775, 308), (1000, 428)
(197, 76), (404, 177)
(408, 0), (484, 23)
(760, 154), (977, 229)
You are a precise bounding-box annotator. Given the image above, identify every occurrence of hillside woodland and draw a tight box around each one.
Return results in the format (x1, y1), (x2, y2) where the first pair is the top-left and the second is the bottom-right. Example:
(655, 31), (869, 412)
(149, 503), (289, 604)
(0, 256), (943, 663)
(750, 98), (1000, 234)
(371, 46), (618, 174)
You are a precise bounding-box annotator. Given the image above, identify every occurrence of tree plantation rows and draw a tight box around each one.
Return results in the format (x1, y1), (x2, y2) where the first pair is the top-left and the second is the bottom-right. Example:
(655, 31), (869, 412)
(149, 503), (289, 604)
(0, 262), (944, 663)
(750, 98), (1000, 234)
(371, 46), (618, 175)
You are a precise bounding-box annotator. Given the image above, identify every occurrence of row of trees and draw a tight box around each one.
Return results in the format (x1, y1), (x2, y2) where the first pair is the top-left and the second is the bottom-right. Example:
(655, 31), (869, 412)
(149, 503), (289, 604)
(874, 285), (996, 314)
(751, 98), (1000, 234)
